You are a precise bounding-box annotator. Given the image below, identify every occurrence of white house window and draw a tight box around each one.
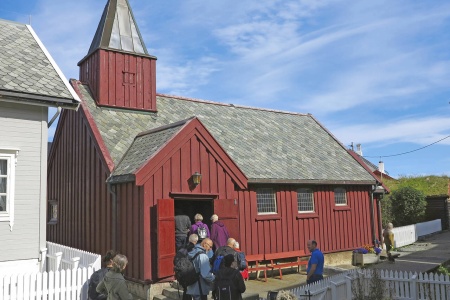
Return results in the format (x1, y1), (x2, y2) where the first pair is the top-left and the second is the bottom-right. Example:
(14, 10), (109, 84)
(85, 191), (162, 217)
(256, 188), (277, 214)
(0, 149), (19, 231)
(0, 159), (7, 212)
(334, 187), (347, 205)
(297, 188), (314, 212)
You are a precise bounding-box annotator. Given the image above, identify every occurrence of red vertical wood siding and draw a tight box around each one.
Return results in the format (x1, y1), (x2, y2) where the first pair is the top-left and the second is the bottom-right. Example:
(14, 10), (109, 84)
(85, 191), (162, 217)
(47, 110), (112, 256)
(236, 185), (378, 256)
(49, 112), (379, 283)
(114, 182), (143, 280)
(79, 49), (156, 112)
(120, 134), (239, 281)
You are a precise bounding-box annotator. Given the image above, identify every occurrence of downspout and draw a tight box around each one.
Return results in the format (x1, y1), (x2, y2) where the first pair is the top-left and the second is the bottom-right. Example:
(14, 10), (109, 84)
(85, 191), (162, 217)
(48, 107), (62, 128)
(107, 182), (117, 250)
(370, 184), (377, 245)
(377, 196), (383, 245)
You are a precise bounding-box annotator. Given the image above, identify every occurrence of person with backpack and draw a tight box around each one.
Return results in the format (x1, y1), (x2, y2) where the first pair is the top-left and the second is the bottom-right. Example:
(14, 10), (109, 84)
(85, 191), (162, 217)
(88, 250), (117, 300)
(189, 214), (210, 242)
(96, 254), (132, 300)
(214, 254), (246, 300)
(233, 241), (249, 280)
(211, 238), (240, 272)
(175, 210), (192, 251)
(210, 214), (230, 251)
(174, 234), (199, 300)
(186, 238), (215, 300)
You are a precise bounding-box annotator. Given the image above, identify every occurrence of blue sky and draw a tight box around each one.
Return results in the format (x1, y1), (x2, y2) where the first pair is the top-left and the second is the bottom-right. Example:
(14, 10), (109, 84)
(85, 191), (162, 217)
(2, 0), (450, 178)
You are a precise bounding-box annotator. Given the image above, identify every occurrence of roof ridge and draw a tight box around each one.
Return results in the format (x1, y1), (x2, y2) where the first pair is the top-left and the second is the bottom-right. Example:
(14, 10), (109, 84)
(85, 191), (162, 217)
(135, 117), (194, 138)
(156, 93), (310, 117)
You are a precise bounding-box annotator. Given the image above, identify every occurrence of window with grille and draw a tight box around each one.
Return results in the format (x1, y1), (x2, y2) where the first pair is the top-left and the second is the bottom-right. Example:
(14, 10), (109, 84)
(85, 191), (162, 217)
(48, 200), (58, 224)
(0, 149), (18, 229)
(0, 158), (8, 213)
(256, 188), (277, 214)
(334, 187), (347, 205)
(297, 188), (314, 212)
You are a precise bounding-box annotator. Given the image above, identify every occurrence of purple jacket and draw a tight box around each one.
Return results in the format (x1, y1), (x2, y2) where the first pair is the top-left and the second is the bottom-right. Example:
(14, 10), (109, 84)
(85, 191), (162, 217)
(190, 221), (210, 238)
(210, 221), (230, 249)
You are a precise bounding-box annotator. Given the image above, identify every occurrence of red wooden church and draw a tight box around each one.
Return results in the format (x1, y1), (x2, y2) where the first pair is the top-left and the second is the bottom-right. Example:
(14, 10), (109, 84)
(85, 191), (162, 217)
(47, 0), (384, 290)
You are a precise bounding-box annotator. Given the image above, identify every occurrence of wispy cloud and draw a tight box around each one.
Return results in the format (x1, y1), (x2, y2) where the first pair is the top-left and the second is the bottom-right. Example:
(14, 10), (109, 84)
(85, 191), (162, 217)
(332, 116), (450, 148)
(156, 50), (220, 95)
(3, 0), (450, 176)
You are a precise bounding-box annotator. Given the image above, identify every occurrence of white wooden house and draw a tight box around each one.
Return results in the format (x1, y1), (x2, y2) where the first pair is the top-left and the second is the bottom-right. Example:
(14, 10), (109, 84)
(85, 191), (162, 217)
(0, 18), (80, 274)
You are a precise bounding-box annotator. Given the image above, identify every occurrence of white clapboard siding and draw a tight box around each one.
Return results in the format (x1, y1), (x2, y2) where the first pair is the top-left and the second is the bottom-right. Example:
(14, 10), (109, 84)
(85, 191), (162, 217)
(0, 101), (47, 263)
(0, 267), (93, 300)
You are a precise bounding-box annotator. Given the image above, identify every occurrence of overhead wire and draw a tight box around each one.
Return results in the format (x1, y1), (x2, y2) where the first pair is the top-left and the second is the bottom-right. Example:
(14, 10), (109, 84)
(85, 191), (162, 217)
(363, 135), (450, 158)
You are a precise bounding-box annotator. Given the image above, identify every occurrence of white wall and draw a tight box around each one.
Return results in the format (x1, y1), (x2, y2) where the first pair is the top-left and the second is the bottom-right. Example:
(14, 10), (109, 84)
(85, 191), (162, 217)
(0, 100), (48, 266)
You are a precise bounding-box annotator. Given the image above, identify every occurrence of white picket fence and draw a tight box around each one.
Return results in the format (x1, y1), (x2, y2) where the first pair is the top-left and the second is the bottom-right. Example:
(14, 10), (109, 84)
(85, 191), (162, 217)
(393, 219), (441, 248)
(44, 242), (101, 272)
(0, 267), (94, 300)
(260, 269), (450, 300)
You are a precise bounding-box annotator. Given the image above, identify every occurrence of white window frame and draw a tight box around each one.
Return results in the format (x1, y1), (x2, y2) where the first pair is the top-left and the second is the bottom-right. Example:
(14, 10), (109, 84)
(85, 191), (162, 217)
(0, 148), (19, 231)
(334, 187), (347, 206)
(297, 188), (315, 213)
(256, 188), (277, 214)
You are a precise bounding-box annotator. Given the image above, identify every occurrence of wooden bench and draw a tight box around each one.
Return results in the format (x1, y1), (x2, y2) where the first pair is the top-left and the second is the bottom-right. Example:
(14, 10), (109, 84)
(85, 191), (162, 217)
(265, 250), (309, 280)
(246, 254), (270, 282)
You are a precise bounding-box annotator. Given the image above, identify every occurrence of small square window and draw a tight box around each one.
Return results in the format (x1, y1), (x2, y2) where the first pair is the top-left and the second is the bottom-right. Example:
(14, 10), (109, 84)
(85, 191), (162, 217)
(48, 200), (58, 224)
(256, 188), (277, 214)
(297, 188), (314, 212)
(334, 187), (347, 205)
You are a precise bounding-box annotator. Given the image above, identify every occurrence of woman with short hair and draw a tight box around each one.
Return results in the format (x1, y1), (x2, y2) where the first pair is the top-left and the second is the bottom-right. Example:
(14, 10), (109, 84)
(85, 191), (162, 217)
(189, 213), (210, 242)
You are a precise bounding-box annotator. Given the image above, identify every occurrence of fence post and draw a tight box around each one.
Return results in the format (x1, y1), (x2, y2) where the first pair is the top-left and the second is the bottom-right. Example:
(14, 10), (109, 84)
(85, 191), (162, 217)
(345, 275), (353, 299)
(71, 257), (80, 270)
(55, 251), (63, 271)
(40, 247), (47, 272)
(330, 281), (337, 300)
(410, 274), (417, 300)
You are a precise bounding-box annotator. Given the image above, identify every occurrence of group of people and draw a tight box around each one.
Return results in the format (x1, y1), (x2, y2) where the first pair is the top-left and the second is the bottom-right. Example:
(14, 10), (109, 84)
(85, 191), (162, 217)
(175, 212), (230, 251)
(174, 235), (247, 300)
(88, 208), (328, 300)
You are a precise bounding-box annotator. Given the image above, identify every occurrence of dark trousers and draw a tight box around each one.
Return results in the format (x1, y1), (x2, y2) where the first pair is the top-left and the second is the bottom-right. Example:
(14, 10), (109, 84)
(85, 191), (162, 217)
(307, 274), (323, 285)
(182, 287), (192, 300)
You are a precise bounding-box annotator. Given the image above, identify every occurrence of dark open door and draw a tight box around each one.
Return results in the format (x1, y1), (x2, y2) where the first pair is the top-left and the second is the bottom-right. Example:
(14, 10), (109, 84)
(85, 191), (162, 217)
(214, 199), (240, 243)
(157, 199), (175, 278)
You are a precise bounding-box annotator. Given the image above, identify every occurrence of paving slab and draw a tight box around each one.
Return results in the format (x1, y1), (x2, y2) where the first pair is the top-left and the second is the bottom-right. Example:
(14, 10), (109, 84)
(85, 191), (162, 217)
(370, 230), (450, 273)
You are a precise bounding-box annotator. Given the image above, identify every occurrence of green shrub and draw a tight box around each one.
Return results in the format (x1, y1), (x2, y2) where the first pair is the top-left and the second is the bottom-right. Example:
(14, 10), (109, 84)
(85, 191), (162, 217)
(390, 186), (426, 226)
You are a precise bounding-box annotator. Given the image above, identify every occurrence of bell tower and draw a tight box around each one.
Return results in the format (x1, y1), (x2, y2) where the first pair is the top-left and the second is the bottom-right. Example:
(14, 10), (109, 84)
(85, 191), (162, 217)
(78, 0), (157, 111)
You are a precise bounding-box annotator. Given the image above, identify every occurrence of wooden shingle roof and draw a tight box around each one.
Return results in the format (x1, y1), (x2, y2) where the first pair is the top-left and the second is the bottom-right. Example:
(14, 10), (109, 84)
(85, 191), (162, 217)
(74, 81), (375, 184)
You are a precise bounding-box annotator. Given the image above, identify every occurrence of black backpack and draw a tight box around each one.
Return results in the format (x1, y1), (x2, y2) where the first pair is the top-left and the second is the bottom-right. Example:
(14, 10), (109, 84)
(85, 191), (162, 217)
(88, 268), (108, 300)
(174, 250), (204, 288)
(215, 271), (237, 300)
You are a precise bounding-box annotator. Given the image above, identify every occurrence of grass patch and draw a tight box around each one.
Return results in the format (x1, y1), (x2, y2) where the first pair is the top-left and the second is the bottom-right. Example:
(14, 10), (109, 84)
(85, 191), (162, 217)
(383, 176), (449, 196)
